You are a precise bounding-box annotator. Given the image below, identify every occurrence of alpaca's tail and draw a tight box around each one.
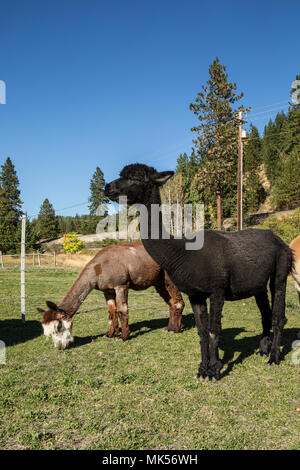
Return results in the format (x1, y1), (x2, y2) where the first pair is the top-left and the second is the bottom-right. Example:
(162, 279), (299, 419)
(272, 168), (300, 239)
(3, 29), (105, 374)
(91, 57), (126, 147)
(287, 246), (295, 276)
(272, 232), (295, 276)
(289, 247), (300, 308)
(269, 242), (295, 311)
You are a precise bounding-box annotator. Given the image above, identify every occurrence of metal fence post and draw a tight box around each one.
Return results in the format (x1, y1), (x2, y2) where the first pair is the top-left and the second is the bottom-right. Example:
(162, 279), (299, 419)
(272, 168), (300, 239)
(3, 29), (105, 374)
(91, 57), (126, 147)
(21, 214), (26, 323)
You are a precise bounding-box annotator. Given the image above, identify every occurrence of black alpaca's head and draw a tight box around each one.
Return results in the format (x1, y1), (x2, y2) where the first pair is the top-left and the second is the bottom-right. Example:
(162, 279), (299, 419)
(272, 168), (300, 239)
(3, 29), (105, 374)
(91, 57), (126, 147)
(104, 163), (174, 205)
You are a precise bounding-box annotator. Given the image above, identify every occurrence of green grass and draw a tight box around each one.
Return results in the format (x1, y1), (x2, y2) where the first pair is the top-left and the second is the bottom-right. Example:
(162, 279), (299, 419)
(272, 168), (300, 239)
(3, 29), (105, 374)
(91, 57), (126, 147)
(0, 267), (299, 450)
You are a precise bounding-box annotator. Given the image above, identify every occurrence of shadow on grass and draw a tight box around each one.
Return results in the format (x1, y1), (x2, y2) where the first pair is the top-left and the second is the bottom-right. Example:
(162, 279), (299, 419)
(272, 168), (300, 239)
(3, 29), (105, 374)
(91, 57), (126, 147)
(220, 327), (300, 378)
(69, 313), (196, 347)
(0, 319), (42, 346)
(67, 313), (299, 378)
(127, 312), (196, 340)
(71, 334), (103, 348)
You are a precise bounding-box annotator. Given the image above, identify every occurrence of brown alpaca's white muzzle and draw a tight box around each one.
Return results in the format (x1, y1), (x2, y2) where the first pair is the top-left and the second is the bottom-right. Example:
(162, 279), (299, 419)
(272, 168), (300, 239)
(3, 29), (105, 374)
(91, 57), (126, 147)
(42, 319), (74, 350)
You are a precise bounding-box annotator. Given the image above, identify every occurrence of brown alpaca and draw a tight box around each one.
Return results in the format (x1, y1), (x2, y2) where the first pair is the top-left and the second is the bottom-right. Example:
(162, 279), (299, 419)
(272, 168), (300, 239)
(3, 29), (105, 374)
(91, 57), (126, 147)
(38, 241), (185, 349)
(290, 235), (300, 307)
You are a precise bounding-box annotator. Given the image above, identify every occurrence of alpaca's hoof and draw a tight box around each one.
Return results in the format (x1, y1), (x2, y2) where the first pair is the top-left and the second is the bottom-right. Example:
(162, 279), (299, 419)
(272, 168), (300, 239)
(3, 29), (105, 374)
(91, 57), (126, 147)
(195, 373), (204, 380)
(118, 335), (130, 342)
(256, 351), (268, 358)
(164, 326), (181, 333)
(104, 332), (119, 338)
(258, 337), (272, 357)
(267, 354), (280, 366)
(195, 374), (218, 383)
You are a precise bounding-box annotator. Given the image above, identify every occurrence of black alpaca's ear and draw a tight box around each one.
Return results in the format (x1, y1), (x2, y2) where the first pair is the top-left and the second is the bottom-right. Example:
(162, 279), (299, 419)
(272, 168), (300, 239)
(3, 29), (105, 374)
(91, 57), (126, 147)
(46, 301), (59, 311)
(37, 308), (45, 314)
(150, 171), (174, 186)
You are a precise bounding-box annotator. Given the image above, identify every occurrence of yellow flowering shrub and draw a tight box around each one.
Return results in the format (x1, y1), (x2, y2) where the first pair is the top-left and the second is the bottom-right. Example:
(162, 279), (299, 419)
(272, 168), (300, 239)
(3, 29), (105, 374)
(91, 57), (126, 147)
(63, 232), (84, 253)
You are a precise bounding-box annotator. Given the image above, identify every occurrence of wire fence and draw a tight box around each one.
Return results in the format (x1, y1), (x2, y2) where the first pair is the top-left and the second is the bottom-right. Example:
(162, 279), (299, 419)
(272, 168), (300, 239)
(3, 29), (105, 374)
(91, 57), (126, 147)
(0, 251), (56, 268)
(0, 262), (172, 319)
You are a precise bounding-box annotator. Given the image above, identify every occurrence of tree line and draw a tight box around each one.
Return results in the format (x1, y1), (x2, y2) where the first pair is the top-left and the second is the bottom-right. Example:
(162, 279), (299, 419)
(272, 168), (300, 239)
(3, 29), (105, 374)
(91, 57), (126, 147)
(161, 60), (299, 229)
(0, 164), (108, 253)
(0, 59), (299, 253)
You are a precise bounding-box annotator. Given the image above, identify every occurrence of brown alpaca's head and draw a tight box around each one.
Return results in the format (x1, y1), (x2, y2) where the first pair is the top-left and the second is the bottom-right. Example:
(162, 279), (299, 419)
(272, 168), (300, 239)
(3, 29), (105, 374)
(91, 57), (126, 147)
(37, 301), (74, 350)
(104, 163), (174, 205)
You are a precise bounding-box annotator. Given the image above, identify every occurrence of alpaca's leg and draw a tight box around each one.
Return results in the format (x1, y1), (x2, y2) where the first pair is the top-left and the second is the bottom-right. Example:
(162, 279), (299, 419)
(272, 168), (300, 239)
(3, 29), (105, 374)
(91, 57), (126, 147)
(104, 291), (119, 338)
(155, 279), (184, 333)
(255, 289), (272, 356)
(189, 294), (209, 379)
(208, 292), (224, 381)
(269, 260), (288, 365)
(115, 286), (130, 341)
(295, 281), (300, 308)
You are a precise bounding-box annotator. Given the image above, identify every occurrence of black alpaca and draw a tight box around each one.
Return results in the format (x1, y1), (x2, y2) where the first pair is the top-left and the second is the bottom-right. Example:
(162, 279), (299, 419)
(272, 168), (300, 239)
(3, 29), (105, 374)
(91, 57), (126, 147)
(105, 163), (294, 381)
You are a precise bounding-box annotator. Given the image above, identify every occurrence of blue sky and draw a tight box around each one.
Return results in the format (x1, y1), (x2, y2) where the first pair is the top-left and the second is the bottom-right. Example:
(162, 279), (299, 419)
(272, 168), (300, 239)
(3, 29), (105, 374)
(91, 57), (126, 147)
(1, 0), (299, 217)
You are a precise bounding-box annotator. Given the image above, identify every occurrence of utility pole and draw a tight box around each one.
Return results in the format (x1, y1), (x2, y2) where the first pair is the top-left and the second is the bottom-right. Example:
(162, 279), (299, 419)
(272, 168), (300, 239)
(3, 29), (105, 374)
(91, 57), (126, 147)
(21, 214), (26, 323)
(237, 111), (243, 231)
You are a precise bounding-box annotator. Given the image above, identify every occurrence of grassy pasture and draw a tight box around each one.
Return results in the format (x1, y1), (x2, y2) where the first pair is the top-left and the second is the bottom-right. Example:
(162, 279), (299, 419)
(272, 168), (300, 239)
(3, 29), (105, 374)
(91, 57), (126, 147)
(0, 267), (299, 450)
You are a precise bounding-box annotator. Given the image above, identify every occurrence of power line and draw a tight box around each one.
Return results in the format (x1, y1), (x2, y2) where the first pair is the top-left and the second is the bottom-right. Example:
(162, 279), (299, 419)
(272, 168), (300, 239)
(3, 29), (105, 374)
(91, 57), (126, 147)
(28, 201), (89, 220)
(248, 109), (290, 123)
(246, 104), (289, 118)
(247, 100), (289, 113)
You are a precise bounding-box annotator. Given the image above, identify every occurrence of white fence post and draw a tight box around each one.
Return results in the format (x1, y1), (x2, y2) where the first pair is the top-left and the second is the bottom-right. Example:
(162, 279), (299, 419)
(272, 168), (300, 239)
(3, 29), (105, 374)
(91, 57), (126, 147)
(0, 251), (3, 268)
(21, 214), (26, 323)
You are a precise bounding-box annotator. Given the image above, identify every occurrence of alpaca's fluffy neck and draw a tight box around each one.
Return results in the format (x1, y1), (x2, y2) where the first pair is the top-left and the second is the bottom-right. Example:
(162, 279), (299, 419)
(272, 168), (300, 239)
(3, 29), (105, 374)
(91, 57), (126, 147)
(139, 185), (184, 272)
(58, 264), (96, 315)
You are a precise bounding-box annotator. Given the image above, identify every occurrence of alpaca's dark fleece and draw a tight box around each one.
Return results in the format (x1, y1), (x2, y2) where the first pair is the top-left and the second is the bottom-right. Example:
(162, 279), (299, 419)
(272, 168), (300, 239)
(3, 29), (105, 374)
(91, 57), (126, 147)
(120, 163), (156, 181)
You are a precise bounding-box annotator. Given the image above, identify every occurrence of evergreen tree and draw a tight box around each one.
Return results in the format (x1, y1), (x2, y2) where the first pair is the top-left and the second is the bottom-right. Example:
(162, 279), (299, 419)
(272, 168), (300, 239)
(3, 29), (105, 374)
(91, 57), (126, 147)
(243, 125), (266, 213)
(189, 58), (244, 229)
(175, 152), (199, 203)
(261, 76), (300, 209)
(73, 214), (82, 233)
(270, 149), (300, 209)
(88, 167), (109, 215)
(35, 199), (59, 240)
(79, 214), (95, 235)
(0, 157), (23, 253)
(14, 216), (37, 252)
(64, 216), (75, 233)
(262, 111), (290, 186)
(282, 107), (300, 156)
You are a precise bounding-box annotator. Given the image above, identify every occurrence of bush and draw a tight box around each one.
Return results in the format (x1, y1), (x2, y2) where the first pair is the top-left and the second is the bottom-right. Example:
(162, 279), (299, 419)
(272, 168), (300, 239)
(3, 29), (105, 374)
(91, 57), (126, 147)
(98, 238), (121, 247)
(255, 207), (300, 244)
(63, 232), (84, 253)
